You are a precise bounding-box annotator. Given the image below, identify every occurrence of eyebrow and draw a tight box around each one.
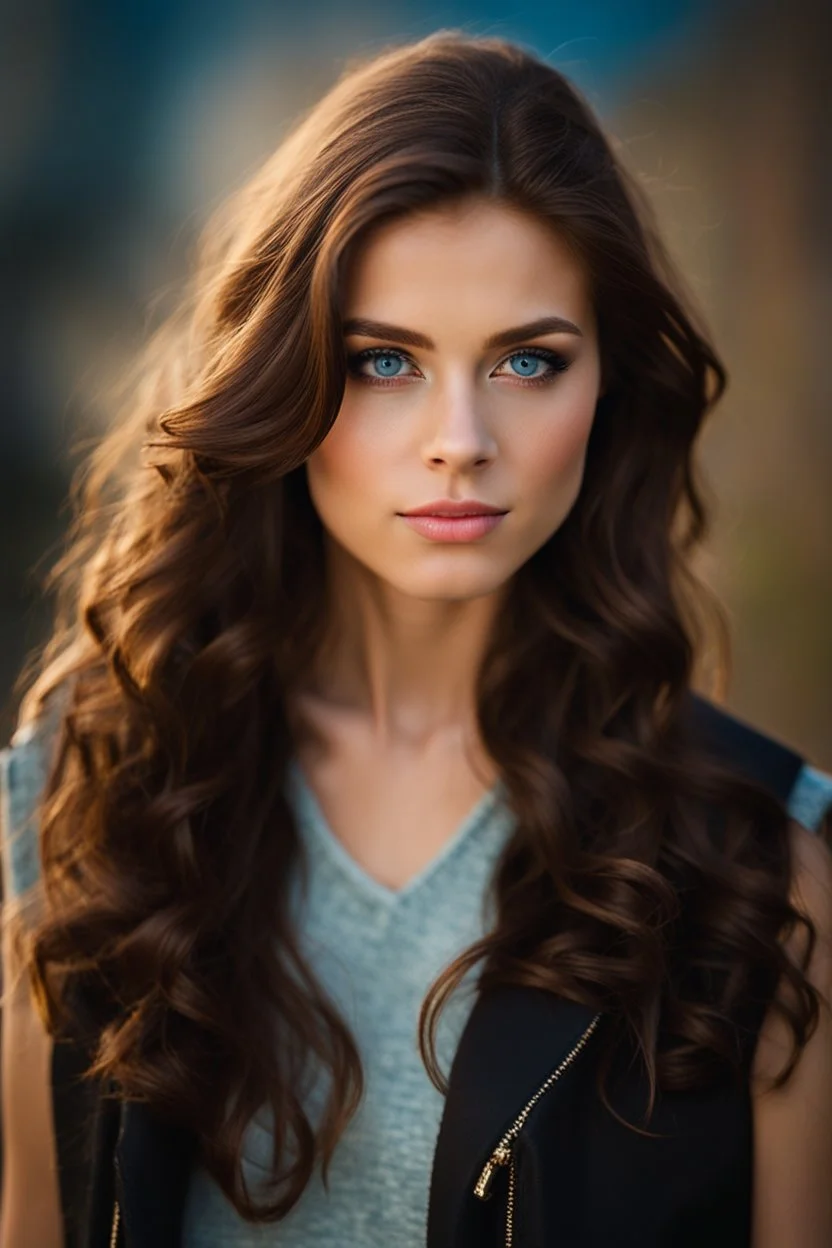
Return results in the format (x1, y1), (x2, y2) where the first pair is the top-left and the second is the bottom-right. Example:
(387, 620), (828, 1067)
(341, 315), (584, 350)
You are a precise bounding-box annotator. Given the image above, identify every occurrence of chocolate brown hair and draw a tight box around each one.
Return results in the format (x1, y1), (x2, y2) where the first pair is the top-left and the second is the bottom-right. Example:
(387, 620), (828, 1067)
(10, 30), (818, 1221)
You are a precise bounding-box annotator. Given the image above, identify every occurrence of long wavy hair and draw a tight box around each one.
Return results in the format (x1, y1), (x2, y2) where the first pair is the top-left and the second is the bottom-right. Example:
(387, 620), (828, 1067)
(9, 30), (819, 1222)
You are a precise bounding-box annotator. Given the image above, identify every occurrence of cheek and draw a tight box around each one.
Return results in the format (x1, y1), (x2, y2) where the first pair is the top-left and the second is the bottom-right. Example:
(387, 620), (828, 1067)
(307, 408), (368, 495)
(304, 405), (397, 534)
(521, 398), (596, 498)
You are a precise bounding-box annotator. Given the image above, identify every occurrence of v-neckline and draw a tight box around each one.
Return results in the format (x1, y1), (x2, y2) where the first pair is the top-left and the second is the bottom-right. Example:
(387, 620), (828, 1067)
(286, 757), (506, 905)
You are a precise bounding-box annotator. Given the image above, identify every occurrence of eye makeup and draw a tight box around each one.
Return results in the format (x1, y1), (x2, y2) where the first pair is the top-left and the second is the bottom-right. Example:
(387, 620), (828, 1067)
(345, 345), (572, 389)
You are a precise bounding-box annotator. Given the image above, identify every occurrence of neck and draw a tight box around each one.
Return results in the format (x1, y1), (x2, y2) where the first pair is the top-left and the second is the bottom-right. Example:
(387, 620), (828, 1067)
(301, 538), (508, 750)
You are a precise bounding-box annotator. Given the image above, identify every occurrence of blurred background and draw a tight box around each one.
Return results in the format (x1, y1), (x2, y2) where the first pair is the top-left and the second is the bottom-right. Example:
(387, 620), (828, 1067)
(1, 0), (829, 764)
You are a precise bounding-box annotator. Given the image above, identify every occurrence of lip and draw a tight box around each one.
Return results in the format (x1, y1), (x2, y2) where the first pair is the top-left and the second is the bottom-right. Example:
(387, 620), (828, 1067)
(399, 499), (508, 517)
(399, 512), (506, 542)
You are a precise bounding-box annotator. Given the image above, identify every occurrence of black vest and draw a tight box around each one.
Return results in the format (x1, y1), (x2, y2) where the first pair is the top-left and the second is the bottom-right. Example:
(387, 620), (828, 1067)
(49, 692), (807, 1247)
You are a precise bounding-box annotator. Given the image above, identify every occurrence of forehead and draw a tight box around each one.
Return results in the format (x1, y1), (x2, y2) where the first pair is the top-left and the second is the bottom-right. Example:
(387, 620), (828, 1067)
(341, 198), (593, 328)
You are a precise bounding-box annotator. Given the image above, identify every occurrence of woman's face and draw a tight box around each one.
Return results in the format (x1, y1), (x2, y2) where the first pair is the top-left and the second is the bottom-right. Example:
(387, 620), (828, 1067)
(305, 197), (602, 603)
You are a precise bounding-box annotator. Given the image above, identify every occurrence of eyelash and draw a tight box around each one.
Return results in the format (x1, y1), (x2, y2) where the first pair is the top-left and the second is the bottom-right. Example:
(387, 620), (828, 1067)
(345, 346), (571, 389)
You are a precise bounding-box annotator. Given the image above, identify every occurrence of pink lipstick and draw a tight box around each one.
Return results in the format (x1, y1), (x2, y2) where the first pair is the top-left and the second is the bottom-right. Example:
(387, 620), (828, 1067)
(398, 499), (508, 543)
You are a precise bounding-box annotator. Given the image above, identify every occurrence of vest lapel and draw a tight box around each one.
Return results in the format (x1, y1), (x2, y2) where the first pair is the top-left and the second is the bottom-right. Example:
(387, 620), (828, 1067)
(426, 985), (600, 1248)
(115, 1101), (196, 1247)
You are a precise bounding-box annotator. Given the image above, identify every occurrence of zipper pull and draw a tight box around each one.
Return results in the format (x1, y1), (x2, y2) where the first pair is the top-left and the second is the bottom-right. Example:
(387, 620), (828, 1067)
(474, 1142), (513, 1199)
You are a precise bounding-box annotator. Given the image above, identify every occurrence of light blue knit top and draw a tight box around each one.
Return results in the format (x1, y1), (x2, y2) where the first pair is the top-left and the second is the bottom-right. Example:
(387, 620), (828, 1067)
(181, 759), (515, 1246)
(2, 719), (831, 1247)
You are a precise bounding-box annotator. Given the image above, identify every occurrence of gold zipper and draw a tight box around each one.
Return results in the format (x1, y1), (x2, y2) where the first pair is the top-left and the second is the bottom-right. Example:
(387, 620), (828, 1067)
(110, 1150), (123, 1247)
(473, 1011), (602, 1247)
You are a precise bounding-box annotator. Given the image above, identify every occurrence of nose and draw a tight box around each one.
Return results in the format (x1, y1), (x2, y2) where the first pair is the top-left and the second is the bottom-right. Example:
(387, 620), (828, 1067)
(421, 382), (497, 473)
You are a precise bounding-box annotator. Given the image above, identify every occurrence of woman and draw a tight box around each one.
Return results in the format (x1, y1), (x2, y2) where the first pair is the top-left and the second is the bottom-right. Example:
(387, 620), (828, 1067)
(1, 29), (831, 1248)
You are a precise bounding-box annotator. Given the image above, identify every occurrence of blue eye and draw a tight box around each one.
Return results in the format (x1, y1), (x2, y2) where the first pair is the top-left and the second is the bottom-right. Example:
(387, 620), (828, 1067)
(369, 352), (404, 377)
(347, 347), (415, 383)
(508, 352), (545, 377)
(498, 348), (569, 382)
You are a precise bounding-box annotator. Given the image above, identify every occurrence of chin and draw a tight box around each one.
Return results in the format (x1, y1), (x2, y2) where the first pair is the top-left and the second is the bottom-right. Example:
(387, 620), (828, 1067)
(395, 567), (512, 602)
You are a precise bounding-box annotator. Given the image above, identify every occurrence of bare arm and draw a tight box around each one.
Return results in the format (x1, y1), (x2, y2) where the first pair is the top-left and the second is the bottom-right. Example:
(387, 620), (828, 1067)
(0, 908), (64, 1248)
(751, 819), (832, 1248)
